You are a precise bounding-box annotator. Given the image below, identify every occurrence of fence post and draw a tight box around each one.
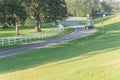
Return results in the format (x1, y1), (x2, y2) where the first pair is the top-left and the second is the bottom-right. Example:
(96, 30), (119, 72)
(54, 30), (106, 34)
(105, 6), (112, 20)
(41, 32), (42, 39)
(36, 33), (37, 39)
(38, 33), (40, 39)
(45, 31), (47, 37)
(57, 29), (58, 34)
(37, 33), (39, 39)
(8, 37), (11, 44)
(42, 32), (44, 38)
(50, 30), (52, 36)
(25, 36), (27, 42)
(34, 34), (36, 39)
(53, 29), (55, 35)
(46, 31), (48, 37)
(30, 35), (32, 40)
(51, 29), (53, 36)
(0, 38), (1, 45)
(59, 28), (61, 33)
(2, 38), (4, 46)
(20, 36), (22, 42)
(56, 29), (57, 34)
(48, 30), (50, 36)
(14, 36), (16, 43)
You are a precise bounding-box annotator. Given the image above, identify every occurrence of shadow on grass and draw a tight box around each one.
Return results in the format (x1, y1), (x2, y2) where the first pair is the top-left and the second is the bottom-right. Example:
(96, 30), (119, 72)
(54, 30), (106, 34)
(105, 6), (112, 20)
(0, 22), (120, 74)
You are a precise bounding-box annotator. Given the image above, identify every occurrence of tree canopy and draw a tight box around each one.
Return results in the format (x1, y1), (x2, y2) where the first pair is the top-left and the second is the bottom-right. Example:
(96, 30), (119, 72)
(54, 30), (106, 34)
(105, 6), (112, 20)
(66, 0), (112, 17)
(0, 0), (27, 28)
(23, 0), (67, 32)
(0, 0), (68, 33)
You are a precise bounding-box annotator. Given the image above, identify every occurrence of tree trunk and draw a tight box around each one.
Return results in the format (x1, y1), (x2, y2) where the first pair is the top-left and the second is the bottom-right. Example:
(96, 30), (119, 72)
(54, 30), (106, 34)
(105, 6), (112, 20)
(16, 21), (19, 36)
(34, 20), (41, 33)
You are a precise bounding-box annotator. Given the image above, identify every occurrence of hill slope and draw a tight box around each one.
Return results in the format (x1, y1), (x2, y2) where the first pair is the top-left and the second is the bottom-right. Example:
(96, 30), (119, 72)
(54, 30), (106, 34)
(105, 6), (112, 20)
(0, 14), (120, 80)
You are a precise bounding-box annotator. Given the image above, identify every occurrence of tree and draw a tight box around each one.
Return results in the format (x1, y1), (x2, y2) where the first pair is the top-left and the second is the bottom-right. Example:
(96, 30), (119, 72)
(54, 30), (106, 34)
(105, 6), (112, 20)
(43, 0), (67, 24)
(23, 0), (47, 32)
(100, 1), (112, 13)
(66, 0), (77, 17)
(66, 0), (112, 17)
(0, 0), (9, 28)
(25, 0), (67, 33)
(0, 0), (27, 35)
(105, 0), (120, 12)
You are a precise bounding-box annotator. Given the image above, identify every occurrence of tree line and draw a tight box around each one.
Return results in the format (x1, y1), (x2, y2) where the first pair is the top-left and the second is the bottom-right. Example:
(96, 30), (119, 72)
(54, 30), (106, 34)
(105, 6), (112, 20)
(1, 0), (120, 36)
(0, 0), (67, 35)
(105, 0), (120, 12)
(66, 0), (112, 17)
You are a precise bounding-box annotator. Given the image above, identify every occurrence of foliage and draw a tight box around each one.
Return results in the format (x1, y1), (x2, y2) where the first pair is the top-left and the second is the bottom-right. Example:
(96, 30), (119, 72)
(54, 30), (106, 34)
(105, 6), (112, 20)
(66, 0), (112, 17)
(0, 0), (27, 28)
(23, 0), (67, 32)
(0, 0), (68, 33)
(42, 0), (68, 24)
(105, 0), (120, 12)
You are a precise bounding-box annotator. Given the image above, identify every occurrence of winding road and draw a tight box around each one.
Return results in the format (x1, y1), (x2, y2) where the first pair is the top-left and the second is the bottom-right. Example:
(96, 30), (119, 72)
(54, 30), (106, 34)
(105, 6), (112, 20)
(0, 20), (96, 58)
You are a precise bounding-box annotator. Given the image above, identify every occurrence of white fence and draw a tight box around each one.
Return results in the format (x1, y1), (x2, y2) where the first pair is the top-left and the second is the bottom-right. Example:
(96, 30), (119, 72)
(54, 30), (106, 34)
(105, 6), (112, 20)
(0, 26), (64, 46)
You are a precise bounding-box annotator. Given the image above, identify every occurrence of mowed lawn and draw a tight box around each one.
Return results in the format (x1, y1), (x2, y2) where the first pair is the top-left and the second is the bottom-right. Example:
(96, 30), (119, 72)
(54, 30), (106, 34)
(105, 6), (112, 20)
(0, 14), (120, 80)
(0, 20), (57, 38)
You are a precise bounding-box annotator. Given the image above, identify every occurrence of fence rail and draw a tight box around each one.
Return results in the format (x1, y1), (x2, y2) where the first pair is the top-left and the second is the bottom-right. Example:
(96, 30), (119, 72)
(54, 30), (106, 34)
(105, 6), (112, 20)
(0, 26), (64, 46)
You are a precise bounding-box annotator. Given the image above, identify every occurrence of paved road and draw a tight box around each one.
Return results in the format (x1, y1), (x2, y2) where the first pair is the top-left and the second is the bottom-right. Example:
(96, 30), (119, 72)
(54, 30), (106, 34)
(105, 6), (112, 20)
(0, 20), (96, 58)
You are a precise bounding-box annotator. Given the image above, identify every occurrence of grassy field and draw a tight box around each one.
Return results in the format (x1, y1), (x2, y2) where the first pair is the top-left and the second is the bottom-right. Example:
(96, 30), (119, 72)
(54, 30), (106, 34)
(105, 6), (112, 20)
(0, 21), (58, 38)
(0, 14), (120, 80)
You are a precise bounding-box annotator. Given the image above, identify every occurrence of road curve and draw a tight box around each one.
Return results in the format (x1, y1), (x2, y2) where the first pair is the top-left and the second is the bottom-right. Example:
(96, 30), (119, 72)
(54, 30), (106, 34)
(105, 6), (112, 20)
(0, 21), (96, 58)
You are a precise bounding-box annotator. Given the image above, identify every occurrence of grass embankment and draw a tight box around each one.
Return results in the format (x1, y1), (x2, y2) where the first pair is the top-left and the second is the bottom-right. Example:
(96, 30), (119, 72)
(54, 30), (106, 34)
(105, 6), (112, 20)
(0, 14), (120, 80)
(78, 15), (113, 25)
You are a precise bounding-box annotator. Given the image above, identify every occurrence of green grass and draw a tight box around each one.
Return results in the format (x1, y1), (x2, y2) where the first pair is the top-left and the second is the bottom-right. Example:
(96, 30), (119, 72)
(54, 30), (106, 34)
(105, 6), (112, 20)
(0, 22), (57, 38)
(78, 15), (113, 25)
(0, 26), (74, 49)
(0, 13), (120, 80)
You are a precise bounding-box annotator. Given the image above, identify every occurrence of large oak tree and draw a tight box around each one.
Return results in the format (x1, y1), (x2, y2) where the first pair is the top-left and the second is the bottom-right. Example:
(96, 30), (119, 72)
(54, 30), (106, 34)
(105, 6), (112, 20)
(24, 0), (67, 33)
(0, 0), (27, 35)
